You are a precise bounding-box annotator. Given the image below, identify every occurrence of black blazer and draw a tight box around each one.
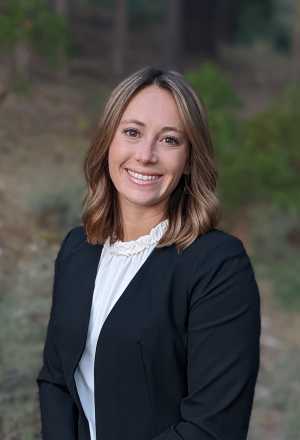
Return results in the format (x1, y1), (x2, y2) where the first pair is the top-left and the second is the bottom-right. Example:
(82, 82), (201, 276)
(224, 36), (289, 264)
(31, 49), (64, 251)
(36, 226), (261, 440)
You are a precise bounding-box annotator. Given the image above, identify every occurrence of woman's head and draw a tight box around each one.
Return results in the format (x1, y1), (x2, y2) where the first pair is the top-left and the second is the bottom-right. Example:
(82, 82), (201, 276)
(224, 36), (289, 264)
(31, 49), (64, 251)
(108, 83), (190, 227)
(82, 66), (221, 252)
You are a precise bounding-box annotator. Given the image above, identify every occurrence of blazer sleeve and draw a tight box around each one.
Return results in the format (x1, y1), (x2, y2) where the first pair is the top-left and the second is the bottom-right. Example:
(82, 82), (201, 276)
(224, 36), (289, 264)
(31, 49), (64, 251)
(152, 236), (261, 440)
(36, 228), (79, 439)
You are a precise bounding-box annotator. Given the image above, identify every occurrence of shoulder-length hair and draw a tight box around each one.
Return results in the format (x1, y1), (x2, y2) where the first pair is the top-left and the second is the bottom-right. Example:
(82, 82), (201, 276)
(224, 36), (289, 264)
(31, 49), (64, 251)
(81, 66), (221, 254)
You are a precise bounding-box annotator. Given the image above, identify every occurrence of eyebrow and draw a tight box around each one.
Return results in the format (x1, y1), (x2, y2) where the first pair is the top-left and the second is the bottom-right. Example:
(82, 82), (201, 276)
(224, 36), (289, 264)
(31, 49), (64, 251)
(120, 119), (185, 135)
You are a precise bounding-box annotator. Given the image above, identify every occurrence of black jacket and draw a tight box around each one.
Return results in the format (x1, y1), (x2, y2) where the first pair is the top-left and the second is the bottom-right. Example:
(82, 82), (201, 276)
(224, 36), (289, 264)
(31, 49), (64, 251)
(36, 226), (261, 440)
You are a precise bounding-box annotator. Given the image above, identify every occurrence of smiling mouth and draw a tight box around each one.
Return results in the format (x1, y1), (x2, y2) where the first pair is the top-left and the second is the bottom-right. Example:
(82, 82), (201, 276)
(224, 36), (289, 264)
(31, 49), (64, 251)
(125, 168), (163, 185)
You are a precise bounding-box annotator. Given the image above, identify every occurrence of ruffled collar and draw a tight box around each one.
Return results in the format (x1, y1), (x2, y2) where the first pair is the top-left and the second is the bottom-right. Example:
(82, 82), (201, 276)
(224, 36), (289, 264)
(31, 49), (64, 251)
(104, 219), (169, 256)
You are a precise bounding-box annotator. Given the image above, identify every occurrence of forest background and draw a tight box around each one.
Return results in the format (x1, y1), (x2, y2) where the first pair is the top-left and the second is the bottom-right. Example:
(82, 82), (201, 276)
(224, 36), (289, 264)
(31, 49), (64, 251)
(0, 0), (299, 439)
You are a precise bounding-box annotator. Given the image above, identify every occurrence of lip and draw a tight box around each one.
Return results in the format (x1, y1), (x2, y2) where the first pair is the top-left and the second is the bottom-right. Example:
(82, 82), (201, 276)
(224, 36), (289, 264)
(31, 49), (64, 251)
(125, 168), (162, 177)
(124, 168), (163, 186)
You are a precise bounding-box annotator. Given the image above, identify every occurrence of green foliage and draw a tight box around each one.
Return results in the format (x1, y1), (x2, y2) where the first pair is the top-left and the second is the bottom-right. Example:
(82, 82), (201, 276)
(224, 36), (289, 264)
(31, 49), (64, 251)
(128, 0), (164, 27)
(185, 62), (241, 152)
(0, 0), (70, 62)
(236, 0), (273, 44)
(85, 0), (164, 26)
(31, 10), (70, 64)
(239, 83), (300, 212)
(186, 62), (241, 110)
(185, 63), (243, 208)
(235, 0), (292, 52)
(185, 63), (300, 214)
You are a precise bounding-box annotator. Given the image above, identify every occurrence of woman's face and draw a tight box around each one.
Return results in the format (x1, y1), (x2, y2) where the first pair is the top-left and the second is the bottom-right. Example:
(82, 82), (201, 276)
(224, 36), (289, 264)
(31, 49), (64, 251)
(108, 85), (189, 218)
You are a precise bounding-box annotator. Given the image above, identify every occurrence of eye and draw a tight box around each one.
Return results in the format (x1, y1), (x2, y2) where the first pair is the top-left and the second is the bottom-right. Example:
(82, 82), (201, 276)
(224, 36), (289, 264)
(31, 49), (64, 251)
(122, 128), (140, 138)
(164, 136), (179, 146)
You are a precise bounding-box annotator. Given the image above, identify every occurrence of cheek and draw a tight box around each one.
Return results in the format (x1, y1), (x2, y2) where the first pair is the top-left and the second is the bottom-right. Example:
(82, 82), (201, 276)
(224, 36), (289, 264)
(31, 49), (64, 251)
(164, 150), (188, 176)
(108, 137), (129, 166)
(108, 144), (121, 175)
(107, 142), (121, 183)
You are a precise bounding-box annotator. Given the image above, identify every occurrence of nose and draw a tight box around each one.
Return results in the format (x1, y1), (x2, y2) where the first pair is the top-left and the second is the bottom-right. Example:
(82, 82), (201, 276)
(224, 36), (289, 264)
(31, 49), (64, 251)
(134, 137), (158, 164)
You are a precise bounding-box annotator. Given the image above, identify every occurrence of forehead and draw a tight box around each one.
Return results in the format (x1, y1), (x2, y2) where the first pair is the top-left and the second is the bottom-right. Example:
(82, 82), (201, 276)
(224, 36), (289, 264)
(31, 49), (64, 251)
(121, 85), (184, 128)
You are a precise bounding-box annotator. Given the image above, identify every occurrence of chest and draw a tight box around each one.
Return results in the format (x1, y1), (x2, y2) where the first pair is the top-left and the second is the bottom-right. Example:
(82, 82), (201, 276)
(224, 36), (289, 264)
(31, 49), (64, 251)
(54, 246), (190, 374)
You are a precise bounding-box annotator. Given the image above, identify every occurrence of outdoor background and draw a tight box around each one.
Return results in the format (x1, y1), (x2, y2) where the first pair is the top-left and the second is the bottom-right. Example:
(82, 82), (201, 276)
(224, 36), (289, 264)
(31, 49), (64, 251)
(0, 0), (300, 439)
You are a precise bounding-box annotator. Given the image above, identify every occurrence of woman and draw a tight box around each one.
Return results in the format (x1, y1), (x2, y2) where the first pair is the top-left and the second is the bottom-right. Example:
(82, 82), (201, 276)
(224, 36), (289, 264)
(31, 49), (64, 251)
(36, 66), (261, 440)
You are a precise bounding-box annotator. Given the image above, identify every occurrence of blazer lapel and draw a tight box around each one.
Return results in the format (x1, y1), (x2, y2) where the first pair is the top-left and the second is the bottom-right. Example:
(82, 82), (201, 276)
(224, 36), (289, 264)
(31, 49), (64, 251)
(61, 241), (103, 405)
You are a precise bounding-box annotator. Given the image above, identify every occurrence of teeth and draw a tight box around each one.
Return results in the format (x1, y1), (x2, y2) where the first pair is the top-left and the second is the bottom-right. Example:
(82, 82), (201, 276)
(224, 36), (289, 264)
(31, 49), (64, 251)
(127, 169), (161, 181)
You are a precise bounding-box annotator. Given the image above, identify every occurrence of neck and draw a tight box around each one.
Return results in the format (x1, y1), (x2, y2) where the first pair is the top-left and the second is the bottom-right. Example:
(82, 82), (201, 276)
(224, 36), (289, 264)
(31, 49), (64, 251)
(121, 212), (167, 242)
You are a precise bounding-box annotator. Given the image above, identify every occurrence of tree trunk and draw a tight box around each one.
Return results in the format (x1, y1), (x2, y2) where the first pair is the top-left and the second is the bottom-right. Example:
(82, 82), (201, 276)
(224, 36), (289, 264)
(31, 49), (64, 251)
(163, 0), (183, 71)
(183, 0), (217, 57)
(112, 0), (128, 78)
(292, 0), (300, 81)
(54, 0), (68, 16)
(214, 0), (241, 45)
(183, 0), (241, 59)
(53, 0), (69, 78)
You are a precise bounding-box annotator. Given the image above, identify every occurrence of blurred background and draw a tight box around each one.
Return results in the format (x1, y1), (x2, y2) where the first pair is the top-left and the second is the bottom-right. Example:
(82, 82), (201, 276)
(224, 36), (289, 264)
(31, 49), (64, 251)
(0, 0), (300, 439)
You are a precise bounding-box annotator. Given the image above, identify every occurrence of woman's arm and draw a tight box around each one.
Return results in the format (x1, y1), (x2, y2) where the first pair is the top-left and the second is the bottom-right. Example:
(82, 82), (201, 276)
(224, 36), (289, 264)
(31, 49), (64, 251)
(36, 230), (79, 439)
(152, 236), (261, 440)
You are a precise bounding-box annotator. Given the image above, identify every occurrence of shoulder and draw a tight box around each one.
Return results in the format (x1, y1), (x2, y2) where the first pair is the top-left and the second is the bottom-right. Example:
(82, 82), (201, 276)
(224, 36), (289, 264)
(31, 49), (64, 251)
(182, 228), (254, 285)
(56, 225), (87, 263)
(186, 228), (246, 260)
(185, 229), (259, 305)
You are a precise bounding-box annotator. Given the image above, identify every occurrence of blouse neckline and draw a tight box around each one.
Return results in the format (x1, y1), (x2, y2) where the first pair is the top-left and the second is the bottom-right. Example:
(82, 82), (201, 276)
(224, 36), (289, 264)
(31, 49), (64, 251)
(104, 219), (169, 256)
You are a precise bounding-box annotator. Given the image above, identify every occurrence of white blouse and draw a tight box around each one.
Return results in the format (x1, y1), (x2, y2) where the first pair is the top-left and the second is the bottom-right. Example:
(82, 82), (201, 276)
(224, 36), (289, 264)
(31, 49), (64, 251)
(74, 219), (169, 440)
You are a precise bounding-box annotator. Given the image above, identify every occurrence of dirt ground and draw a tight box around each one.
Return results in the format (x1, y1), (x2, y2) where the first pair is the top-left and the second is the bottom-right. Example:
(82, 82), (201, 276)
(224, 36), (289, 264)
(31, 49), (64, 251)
(0, 47), (299, 439)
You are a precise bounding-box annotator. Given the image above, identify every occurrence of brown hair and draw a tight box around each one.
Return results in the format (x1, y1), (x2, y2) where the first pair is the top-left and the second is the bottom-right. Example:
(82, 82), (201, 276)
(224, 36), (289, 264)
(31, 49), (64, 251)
(81, 66), (221, 253)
